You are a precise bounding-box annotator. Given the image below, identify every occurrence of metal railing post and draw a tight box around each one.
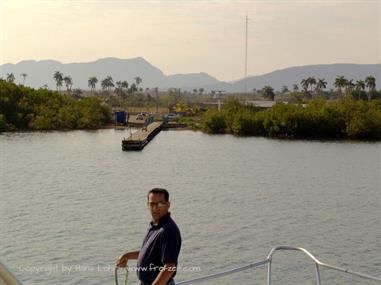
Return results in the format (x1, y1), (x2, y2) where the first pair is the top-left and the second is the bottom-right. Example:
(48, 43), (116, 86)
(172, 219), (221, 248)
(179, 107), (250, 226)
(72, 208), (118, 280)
(267, 260), (272, 285)
(115, 267), (119, 285)
(315, 263), (321, 285)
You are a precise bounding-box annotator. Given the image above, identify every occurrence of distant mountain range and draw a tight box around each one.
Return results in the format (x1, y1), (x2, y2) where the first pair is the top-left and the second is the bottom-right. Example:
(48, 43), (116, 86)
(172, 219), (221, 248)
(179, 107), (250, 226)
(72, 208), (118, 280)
(217, 63), (381, 92)
(0, 57), (380, 92)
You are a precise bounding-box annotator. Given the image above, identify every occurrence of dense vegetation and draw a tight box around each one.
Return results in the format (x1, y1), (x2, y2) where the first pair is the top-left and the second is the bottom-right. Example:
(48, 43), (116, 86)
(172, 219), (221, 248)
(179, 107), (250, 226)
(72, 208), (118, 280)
(0, 80), (111, 131)
(2, 71), (381, 140)
(201, 99), (381, 140)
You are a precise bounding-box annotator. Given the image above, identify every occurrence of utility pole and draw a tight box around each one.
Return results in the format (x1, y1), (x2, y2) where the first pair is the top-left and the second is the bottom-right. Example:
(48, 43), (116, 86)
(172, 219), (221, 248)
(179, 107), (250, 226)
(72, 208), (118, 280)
(155, 87), (159, 114)
(217, 90), (225, 111)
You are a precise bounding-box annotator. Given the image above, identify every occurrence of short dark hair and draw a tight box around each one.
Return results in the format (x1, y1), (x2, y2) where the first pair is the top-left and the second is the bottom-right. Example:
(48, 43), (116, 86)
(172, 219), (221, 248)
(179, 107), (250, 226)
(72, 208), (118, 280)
(147, 188), (169, 202)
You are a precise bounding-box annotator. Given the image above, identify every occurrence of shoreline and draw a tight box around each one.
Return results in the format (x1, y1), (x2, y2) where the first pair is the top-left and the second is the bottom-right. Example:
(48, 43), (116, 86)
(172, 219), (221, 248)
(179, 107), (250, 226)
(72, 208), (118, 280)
(2, 126), (380, 143)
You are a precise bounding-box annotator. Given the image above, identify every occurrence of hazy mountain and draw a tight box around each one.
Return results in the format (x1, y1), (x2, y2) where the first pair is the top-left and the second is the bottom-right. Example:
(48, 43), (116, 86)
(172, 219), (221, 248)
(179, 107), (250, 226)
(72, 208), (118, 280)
(166, 72), (221, 89)
(0, 57), (220, 90)
(1, 58), (380, 92)
(203, 64), (381, 92)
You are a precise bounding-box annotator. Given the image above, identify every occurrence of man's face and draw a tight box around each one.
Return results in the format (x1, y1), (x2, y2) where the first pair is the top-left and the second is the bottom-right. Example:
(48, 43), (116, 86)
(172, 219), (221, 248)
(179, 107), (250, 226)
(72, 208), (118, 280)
(147, 193), (170, 222)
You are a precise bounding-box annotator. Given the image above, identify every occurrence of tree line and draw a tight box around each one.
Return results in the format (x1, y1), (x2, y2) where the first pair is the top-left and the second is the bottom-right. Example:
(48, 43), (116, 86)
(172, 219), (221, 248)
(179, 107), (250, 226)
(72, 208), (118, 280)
(256, 75), (378, 101)
(0, 79), (111, 131)
(4, 71), (378, 104)
(3, 71), (145, 95)
(201, 98), (381, 140)
(52, 72), (144, 95)
(2, 71), (380, 137)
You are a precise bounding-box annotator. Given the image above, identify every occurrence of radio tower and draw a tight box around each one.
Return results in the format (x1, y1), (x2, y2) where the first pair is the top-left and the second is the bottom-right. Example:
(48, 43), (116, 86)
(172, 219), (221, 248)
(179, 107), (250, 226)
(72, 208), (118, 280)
(244, 13), (249, 94)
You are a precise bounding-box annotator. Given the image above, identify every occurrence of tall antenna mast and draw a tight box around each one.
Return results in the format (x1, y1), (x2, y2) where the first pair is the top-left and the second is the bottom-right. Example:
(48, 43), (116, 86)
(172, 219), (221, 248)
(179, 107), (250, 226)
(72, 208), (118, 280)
(244, 13), (249, 94)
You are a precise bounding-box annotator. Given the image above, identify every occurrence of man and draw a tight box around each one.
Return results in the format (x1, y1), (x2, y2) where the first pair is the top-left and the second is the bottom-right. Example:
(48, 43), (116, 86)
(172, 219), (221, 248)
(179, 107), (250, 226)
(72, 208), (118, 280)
(142, 117), (148, 131)
(116, 188), (181, 285)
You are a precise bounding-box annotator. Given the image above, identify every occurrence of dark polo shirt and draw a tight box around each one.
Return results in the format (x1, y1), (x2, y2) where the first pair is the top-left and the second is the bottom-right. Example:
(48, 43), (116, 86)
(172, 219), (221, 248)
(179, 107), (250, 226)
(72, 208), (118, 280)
(137, 212), (181, 283)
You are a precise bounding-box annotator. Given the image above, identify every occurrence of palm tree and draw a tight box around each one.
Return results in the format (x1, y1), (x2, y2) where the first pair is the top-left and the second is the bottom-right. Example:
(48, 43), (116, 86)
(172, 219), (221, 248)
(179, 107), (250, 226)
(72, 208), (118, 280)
(301, 77), (316, 96)
(281, 85), (289, 94)
(53, 71), (63, 92)
(347, 79), (355, 94)
(88, 76), (98, 94)
(355, 80), (365, 91)
(6, 73), (15, 83)
(365, 76), (376, 101)
(63, 76), (73, 92)
(115, 81), (122, 88)
(101, 78), (108, 91)
(115, 80), (124, 96)
(334, 75), (348, 95)
(316, 78), (327, 94)
(121, 80), (129, 91)
(355, 80), (366, 100)
(106, 76), (114, 92)
(101, 76), (114, 92)
(129, 83), (137, 94)
(292, 84), (299, 92)
(261, 85), (275, 101)
(20, 73), (27, 85)
(307, 77), (316, 93)
(300, 78), (309, 93)
(134, 76), (142, 90)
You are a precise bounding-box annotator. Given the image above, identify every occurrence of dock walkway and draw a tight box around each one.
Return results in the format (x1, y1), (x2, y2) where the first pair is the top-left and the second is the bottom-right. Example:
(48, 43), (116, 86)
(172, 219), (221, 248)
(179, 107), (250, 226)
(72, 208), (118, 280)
(122, 122), (163, 151)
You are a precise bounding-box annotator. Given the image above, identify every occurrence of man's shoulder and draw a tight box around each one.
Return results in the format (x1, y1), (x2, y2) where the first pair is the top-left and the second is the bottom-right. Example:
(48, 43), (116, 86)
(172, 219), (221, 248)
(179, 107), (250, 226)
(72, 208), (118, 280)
(162, 217), (181, 236)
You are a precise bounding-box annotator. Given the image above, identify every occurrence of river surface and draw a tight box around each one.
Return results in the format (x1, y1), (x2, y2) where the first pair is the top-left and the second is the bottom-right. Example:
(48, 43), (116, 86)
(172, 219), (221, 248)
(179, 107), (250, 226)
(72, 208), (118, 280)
(1, 129), (380, 285)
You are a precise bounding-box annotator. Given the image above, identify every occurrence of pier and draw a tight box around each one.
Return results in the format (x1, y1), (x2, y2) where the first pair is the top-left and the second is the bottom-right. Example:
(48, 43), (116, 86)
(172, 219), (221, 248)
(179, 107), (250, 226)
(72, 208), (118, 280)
(122, 122), (163, 151)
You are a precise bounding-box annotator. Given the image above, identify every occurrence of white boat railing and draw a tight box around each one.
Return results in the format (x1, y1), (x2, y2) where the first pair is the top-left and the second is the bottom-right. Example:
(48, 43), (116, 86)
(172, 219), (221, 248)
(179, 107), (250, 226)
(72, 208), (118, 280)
(115, 246), (381, 285)
(0, 261), (23, 285)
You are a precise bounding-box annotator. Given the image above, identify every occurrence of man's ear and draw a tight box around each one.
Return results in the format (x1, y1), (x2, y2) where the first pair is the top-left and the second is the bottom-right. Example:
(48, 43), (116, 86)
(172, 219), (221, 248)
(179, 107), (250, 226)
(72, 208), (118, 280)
(167, 201), (171, 209)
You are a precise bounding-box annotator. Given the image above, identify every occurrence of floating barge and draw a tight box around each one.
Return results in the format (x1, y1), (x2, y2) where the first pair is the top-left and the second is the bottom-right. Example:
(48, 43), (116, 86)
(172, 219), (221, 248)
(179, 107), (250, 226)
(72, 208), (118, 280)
(122, 122), (163, 151)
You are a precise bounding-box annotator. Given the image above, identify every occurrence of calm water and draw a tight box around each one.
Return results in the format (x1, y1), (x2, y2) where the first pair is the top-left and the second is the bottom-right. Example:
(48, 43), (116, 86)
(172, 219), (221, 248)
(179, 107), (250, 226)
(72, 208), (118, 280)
(1, 129), (380, 285)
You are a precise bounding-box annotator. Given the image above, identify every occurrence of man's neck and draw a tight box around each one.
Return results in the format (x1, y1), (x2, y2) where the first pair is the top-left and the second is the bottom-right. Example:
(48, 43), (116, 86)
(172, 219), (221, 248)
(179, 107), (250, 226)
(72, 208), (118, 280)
(152, 212), (169, 225)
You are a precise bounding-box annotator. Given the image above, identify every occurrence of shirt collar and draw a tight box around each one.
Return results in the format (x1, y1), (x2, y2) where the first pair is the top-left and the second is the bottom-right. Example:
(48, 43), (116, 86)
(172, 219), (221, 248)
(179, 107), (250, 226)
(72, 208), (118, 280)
(150, 212), (171, 229)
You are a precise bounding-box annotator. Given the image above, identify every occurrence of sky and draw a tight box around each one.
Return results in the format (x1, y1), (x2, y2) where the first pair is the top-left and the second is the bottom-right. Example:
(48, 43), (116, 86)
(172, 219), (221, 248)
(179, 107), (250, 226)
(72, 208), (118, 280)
(0, 0), (380, 81)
